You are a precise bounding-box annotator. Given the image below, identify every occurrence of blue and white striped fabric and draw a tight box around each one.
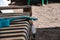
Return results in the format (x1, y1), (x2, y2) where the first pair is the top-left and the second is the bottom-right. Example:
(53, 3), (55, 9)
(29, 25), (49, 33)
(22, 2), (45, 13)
(0, 0), (14, 13)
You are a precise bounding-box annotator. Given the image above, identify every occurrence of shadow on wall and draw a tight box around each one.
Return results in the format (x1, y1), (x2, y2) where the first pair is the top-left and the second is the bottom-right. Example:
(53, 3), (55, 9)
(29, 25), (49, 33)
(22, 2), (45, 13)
(48, 0), (60, 3)
(11, 0), (27, 5)
(36, 27), (60, 40)
(10, 0), (60, 5)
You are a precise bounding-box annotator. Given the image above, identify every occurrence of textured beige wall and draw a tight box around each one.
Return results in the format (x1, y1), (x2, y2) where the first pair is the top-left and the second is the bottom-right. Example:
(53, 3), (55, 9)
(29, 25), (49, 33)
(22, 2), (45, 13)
(32, 3), (60, 28)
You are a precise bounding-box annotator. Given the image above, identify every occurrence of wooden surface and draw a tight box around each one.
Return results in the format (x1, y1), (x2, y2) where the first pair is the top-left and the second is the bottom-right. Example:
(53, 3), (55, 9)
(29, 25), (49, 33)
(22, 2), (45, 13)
(0, 5), (32, 16)
(0, 5), (31, 10)
(0, 12), (30, 18)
